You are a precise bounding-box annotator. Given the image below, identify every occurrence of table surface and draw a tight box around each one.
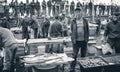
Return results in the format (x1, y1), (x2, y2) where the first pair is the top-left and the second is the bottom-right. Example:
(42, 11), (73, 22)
(27, 37), (71, 44)
(20, 53), (74, 67)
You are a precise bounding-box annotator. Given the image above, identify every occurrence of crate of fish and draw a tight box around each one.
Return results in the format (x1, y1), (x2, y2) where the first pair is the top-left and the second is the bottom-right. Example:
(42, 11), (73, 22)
(78, 57), (108, 68)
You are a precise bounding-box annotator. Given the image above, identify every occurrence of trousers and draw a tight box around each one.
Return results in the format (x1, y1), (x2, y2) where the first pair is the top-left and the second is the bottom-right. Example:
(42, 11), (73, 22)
(70, 41), (87, 71)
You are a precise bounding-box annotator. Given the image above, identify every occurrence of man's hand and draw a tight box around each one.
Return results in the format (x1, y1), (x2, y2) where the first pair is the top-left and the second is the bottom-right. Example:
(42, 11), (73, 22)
(48, 37), (51, 40)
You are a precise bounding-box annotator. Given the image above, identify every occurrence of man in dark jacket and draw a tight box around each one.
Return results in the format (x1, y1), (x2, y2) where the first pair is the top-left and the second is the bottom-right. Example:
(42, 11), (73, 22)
(21, 16), (30, 39)
(30, 15), (40, 38)
(88, 1), (92, 16)
(70, 0), (75, 15)
(14, 0), (19, 17)
(46, 16), (63, 53)
(35, 0), (40, 17)
(0, 27), (17, 72)
(30, 0), (35, 17)
(60, 1), (65, 13)
(103, 13), (120, 54)
(19, 1), (24, 16)
(26, 0), (30, 16)
(70, 8), (89, 72)
(47, 0), (52, 16)
(42, 0), (46, 15)
(42, 18), (50, 38)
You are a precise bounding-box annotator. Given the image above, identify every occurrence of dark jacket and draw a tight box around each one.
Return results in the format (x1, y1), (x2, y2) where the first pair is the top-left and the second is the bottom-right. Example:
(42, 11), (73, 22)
(71, 18), (89, 44)
(104, 21), (120, 39)
(49, 21), (62, 37)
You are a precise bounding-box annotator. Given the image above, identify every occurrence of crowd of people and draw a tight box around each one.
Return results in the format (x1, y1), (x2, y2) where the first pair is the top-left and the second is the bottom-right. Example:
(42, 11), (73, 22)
(7, 0), (120, 18)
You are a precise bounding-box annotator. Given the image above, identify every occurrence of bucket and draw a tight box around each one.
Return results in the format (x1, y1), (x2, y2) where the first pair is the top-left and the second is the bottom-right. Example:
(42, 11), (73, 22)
(32, 65), (58, 72)
(37, 46), (45, 53)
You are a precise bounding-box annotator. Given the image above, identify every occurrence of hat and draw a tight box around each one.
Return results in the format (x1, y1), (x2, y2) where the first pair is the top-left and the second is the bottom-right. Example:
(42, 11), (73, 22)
(75, 7), (81, 11)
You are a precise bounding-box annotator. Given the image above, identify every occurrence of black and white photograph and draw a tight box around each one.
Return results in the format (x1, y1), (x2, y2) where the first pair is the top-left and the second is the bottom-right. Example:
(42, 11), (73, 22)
(0, 0), (120, 72)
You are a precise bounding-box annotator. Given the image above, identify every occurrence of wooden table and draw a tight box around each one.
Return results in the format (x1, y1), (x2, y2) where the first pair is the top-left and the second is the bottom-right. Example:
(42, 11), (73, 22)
(26, 37), (71, 54)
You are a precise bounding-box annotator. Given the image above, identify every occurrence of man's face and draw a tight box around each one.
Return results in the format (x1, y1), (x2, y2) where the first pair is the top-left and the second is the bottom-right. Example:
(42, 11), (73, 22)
(75, 10), (82, 19)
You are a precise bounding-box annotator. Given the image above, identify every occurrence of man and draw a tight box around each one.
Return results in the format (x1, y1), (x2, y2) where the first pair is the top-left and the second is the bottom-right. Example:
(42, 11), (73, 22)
(60, 0), (65, 13)
(9, 0), (14, 9)
(70, 8), (89, 72)
(48, 16), (62, 38)
(55, 3), (60, 15)
(47, 0), (52, 16)
(46, 16), (63, 53)
(70, 0), (75, 15)
(26, 0), (30, 16)
(14, 0), (19, 17)
(0, 27), (17, 72)
(94, 4), (98, 16)
(30, 0), (35, 17)
(35, 0), (40, 17)
(65, 1), (69, 16)
(61, 14), (68, 36)
(88, 1), (92, 16)
(103, 13), (120, 54)
(19, 1), (24, 16)
(101, 4), (105, 15)
(42, 0), (46, 15)
(95, 15), (101, 37)
(21, 16), (30, 39)
(42, 17), (50, 38)
(107, 4), (110, 15)
(30, 15), (40, 38)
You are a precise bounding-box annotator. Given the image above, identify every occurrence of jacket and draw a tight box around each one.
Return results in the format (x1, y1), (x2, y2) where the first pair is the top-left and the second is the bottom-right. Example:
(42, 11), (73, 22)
(71, 18), (89, 44)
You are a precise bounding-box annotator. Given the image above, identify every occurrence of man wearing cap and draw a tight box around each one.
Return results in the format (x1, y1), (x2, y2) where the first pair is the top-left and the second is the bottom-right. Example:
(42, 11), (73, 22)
(70, 8), (89, 72)
(103, 13), (120, 54)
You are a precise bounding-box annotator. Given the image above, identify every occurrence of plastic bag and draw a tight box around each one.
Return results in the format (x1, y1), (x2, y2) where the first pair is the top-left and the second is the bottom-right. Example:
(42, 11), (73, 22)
(102, 43), (113, 55)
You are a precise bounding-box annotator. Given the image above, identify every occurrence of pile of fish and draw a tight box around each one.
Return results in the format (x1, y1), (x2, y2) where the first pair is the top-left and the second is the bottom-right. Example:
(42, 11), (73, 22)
(79, 58), (108, 68)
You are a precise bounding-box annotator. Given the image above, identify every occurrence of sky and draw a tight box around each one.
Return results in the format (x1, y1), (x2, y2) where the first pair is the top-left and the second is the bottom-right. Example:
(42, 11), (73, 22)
(1, 0), (120, 5)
